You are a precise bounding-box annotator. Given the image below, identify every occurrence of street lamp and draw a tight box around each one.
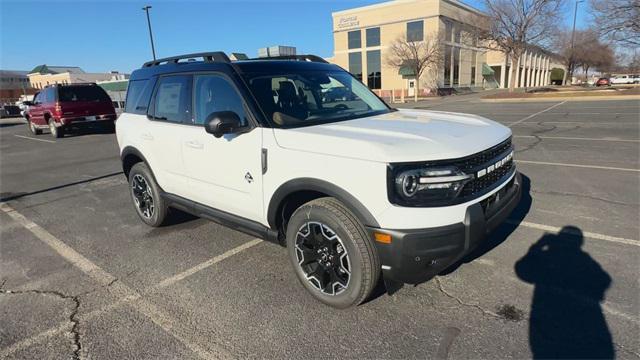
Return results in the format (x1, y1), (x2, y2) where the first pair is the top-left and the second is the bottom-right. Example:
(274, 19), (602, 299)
(142, 5), (156, 60)
(568, 0), (584, 84)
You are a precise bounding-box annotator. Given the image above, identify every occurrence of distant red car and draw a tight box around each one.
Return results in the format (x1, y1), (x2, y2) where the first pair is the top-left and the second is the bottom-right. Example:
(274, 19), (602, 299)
(595, 77), (611, 87)
(25, 83), (116, 138)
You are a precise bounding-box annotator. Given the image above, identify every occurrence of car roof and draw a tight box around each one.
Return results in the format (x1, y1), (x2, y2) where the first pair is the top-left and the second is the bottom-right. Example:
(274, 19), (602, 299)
(130, 59), (342, 81)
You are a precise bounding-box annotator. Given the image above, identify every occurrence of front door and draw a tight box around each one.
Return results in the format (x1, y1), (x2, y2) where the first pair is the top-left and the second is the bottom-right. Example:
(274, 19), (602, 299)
(29, 91), (45, 125)
(407, 79), (416, 97)
(181, 73), (264, 223)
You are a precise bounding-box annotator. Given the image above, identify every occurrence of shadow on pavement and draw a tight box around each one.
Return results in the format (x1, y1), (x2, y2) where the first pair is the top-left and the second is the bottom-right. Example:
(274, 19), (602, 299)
(515, 226), (614, 359)
(0, 172), (123, 202)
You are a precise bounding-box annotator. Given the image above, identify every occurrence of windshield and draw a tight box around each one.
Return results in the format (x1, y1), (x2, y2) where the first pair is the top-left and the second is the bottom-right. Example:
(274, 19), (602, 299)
(243, 70), (391, 128)
(58, 86), (111, 102)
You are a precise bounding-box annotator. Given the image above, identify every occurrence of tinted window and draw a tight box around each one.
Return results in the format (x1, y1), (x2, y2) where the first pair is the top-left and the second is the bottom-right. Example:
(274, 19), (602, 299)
(367, 50), (381, 89)
(125, 79), (155, 114)
(366, 27), (380, 47)
(407, 20), (423, 42)
(58, 86), (110, 102)
(348, 30), (361, 49)
(33, 92), (42, 104)
(193, 75), (248, 126)
(152, 75), (192, 123)
(348, 52), (363, 81)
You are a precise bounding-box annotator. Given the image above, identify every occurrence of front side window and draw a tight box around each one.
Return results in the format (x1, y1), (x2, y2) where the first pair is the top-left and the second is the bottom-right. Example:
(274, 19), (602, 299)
(366, 27), (380, 47)
(243, 69), (390, 128)
(407, 20), (424, 42)
(348, 52), (363, 81)
(152, 75), (192, 123)
(348, 30), (361, 49)
(367, 50), (382, 89)
(193, 75), (248, 126)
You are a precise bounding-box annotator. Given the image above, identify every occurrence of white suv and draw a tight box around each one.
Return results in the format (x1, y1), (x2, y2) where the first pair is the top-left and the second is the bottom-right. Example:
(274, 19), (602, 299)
(117, 52), (522, 308)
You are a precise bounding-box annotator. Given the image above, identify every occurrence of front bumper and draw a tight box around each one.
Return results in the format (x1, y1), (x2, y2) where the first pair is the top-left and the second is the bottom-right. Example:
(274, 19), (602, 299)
(367, 171), (522, 284)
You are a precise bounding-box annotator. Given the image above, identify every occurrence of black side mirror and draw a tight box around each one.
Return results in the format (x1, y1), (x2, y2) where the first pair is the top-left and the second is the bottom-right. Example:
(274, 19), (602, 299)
(204, 111), (242, 138)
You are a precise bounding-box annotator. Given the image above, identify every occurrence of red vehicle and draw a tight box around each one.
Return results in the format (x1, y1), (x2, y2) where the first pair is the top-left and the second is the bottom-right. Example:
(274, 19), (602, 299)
(595, 77), (611, 87)
(25, 83), (116, 138)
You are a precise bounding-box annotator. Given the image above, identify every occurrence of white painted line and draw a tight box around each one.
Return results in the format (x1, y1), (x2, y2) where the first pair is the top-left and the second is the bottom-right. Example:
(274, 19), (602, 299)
(506, 219), (640, 247)
(508, 101), (567, 127)
(516, 159), (640, 173)
(506, 121), (639, 125)
(514, 135), (640, 143)
(14, 134), (56, 143)
(0, 203), (241, 359)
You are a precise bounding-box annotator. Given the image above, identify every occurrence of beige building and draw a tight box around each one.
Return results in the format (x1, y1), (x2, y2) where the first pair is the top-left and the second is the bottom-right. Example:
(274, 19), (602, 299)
(27, 65), (128, 90)
(331, 0), (565, 96)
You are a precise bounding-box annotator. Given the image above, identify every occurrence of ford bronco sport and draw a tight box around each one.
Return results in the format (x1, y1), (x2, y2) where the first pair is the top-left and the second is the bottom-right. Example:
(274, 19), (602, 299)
(117, 52), (522, 308)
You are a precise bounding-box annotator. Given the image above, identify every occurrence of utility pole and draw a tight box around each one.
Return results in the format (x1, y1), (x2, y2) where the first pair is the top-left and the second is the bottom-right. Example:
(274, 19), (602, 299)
(567, 0), (583, 85)
(142, 5), (156, 60)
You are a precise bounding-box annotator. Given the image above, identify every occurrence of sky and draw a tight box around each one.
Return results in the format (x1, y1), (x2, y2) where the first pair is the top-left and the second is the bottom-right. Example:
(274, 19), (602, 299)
(0, 0), (591, 73)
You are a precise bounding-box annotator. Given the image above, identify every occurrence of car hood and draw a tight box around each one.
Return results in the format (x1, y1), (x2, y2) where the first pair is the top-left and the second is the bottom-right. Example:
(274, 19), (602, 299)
(272, 108), (512, 163)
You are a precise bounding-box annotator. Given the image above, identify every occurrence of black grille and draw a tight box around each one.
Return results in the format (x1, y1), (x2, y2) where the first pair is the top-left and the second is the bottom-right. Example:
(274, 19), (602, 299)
(461, 160), (514, 197)
(450, 138), (512, 173)
(457, 138), (514, 198)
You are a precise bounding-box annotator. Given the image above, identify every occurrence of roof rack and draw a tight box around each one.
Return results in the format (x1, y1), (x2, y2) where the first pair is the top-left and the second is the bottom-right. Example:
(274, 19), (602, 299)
(143, 52), (231, 68)
(252, 55), (329, 64)
(44, 82), (97, 88)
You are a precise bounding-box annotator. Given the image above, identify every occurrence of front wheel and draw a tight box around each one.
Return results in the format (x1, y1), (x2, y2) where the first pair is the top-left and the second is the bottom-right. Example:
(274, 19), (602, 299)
(286, 197), (380, 308)
(28, 119), (42, 135)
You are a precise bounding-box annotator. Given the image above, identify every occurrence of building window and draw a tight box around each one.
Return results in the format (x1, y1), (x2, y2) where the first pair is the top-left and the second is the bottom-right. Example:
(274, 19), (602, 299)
(444, 45), (452, 87)
(348, 30), (361, 49)
(470, 51), (477, 86)
(454, 26), (461, 44)
(366, 50), (381, 89)
(453, 47), (460, 86)
(348, 52), (363, 81)
(366, 27), (380, 47)
(444, 19), (453, 42)
(407, 20), (423, 42)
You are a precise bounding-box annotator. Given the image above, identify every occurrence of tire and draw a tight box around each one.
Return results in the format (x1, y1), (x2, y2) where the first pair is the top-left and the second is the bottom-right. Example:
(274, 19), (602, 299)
(48, 118), (64, 138)
(28, 119), (42, 135)
(286, 197), (380, 308)
(128, 162), (169, 227)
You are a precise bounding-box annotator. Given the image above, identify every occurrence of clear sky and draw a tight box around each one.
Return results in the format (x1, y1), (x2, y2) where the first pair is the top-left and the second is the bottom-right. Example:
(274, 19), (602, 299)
(0, 0), (590, 73)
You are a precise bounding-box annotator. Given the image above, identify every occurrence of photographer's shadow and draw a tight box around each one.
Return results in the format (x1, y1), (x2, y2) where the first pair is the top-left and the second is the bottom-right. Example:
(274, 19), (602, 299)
(515, 227), (614, 359)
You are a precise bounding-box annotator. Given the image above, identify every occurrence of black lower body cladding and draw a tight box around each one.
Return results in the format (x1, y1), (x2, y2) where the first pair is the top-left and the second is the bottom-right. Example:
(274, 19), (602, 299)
(369, 172), (522, 284)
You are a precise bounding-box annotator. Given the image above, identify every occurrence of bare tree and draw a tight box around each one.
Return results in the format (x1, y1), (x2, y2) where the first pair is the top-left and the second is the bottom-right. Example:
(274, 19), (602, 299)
(475, 0), (564, 92)
(386, 32), (443, 101)
(554, 28), (600, 81)
(590, 0), (640, 46)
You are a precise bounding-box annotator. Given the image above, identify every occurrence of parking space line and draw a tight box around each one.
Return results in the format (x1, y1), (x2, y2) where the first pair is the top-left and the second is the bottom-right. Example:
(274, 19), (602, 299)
(514, 135), (640, 143)
(508, 101), (567, 127)
(516, 159), (639, 173)
(0, 202), (236, 359)
(506, 220), (640, 247)
(13, 134), (56, 143)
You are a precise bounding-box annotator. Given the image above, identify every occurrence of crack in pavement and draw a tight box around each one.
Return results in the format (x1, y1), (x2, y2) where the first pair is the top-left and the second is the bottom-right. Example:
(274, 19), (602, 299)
(514, 122), (557, 154)
(435, 277), (501, 319)
(0, 287), (82, 360)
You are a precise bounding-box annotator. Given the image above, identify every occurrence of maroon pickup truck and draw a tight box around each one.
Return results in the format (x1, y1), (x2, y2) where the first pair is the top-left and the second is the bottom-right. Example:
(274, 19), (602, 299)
(25, 83), (116, 138)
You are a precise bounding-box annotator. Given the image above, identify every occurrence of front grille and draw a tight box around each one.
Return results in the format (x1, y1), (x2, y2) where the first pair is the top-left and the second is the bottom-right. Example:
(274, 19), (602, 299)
(451, 138), (512, 173)
(458, 137), (514, 198)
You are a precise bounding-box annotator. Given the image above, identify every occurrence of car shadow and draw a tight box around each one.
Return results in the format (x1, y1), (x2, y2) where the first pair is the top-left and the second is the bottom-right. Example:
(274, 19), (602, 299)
(515, 226), (614, 359)
(60, 126), (115, 138)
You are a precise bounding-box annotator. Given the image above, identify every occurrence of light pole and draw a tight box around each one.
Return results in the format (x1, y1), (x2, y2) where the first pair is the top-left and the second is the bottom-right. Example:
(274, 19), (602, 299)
(568, 0), (583, 84)
(142, 5), (156, 60)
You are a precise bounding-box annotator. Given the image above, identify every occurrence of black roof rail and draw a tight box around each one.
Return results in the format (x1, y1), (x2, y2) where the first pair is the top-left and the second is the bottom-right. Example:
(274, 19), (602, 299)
(142, 52), (231, 68)
(251, 55), (329, 64)
(44, 82), (97, 88)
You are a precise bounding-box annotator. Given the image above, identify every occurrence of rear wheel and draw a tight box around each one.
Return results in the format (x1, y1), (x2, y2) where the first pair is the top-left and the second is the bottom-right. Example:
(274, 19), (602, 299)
(48, 118), (64, 138)
(128, 162), (169, 227)
(286, 197), (379, 308)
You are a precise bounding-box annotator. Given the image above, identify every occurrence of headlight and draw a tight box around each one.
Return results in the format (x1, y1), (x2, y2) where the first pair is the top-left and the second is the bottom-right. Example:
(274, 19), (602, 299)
(390, 165), (473, 206)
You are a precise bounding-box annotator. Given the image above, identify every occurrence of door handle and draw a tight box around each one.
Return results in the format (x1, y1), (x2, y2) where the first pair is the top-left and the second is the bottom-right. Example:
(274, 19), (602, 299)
(185, 140), (203, 149)
(141, 133), (154, 140)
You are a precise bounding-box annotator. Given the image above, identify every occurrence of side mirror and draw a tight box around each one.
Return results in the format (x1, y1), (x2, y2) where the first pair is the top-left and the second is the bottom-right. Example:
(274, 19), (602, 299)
(204, 111), (242, 138)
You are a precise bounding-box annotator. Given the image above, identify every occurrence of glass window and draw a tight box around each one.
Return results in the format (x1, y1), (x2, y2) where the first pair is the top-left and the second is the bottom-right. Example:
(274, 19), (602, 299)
(470, 51), (477, 86)
(366, 27), (380, 47)
(348, 30), (361, 49)
(58, 86), (110, 102)
(243, 70), (389, 129)
(125, 79), (156, 114)
(348, 52), (363, 81)
(152, 75), (192, 123)
(366, 50), (381, 89)
(453, 47), (460, 86)
(454, 26), (461, 44)
(33, 92), (42, 104)
(407, 20), (423, 42)
(444, 19), (453, 42)
(444, 45), (452, 87)
(194, 75), (248, 126)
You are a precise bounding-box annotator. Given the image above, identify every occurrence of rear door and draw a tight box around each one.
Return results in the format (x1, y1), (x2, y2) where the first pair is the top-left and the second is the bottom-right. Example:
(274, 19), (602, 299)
(181, 73), (264, 223)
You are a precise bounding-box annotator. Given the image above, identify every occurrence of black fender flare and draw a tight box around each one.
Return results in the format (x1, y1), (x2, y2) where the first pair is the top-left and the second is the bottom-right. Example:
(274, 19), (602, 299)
(121, 146), (153, 179)
(267, 178), (380, 229)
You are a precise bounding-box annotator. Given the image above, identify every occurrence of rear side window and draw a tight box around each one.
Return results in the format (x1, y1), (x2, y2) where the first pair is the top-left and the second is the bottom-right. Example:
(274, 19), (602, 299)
(58, 86), (110, 102)
(151, 75), (192, 123)
(125, 79), (154, 114)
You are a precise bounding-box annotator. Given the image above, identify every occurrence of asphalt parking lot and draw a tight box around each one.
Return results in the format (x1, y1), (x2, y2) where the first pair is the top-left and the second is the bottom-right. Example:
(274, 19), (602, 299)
(1, 98), (638, 359)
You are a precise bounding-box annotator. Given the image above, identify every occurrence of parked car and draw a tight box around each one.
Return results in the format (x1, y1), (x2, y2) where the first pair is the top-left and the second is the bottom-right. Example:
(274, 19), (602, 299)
(322, 87), (355, 102)
(595, 77), (611, 87)
(0, 104), (21, 118)
(117, 52), (521, 308)
(610, 75), (635, 85)
(25, 83), (116, 138)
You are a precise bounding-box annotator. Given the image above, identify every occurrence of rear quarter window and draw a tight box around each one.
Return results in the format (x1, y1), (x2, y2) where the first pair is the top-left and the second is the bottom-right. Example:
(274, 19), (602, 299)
(125, 79), (155, 115)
